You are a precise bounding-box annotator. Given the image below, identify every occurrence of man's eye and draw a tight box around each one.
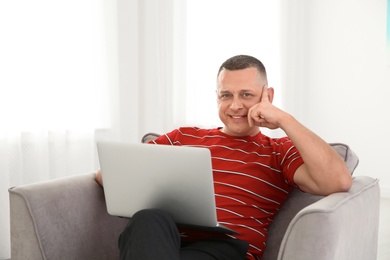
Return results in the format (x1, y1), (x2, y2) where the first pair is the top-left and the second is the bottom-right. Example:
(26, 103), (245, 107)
(243, 93), (252, 97)
(220, 94), (231, 98)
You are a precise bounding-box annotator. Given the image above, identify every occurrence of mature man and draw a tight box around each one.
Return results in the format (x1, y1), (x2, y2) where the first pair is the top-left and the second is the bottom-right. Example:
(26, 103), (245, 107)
(96, 55), (352, 260)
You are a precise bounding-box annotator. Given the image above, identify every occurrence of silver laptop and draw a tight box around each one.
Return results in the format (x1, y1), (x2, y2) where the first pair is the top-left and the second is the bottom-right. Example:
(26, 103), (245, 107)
(96, 141), (238, 234)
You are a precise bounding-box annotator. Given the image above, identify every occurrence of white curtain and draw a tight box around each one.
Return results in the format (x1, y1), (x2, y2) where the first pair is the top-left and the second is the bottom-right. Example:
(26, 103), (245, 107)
(0, 0), (185, 257)
(0, 1), (114, 257)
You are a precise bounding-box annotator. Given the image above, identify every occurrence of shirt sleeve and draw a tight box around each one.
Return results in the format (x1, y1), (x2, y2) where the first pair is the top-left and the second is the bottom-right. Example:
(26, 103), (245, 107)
(149, 129), (180, 145)
(278, 138), (304, 187)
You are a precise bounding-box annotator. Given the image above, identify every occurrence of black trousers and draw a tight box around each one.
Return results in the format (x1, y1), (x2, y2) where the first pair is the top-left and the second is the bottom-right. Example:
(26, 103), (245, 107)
(118, 209), (249, 260)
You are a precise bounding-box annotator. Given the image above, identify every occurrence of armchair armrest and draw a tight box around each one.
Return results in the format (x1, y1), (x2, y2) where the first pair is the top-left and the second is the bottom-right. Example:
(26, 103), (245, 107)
(9, 173), (128, 260)
(277, 176), (380, 260)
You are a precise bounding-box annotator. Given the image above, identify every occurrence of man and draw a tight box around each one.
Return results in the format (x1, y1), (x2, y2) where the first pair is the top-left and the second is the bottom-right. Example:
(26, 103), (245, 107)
(96, 55), (352, 260)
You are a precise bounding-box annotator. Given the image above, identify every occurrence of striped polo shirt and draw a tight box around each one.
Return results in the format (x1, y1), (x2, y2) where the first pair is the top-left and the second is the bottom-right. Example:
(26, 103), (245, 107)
(150, 127), (304, 260)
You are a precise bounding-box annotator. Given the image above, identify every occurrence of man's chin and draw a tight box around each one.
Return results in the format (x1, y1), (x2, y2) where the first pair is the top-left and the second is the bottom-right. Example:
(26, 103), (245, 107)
(222, 125), (259, 137)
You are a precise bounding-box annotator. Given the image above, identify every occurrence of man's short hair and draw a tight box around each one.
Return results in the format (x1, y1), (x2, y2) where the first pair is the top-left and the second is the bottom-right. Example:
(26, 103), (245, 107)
(217, 55), (267, 82)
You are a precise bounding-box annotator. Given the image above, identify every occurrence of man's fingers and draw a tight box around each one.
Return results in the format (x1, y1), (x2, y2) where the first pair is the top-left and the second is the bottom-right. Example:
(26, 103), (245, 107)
(261, 85), (269, 102)
(248, 107), (255, 127)
(248, 107), (265, 127)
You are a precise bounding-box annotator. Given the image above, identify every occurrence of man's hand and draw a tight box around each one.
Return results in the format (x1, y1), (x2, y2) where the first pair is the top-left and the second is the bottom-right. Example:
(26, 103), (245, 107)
(248, 85), (287, 130)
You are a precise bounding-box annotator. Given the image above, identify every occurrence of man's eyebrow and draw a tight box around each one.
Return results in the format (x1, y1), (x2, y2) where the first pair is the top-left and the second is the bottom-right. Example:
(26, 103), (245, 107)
(218, 89), (256, 95)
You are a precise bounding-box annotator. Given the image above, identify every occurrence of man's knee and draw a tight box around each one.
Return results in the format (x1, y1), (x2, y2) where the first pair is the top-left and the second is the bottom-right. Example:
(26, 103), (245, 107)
(119, 209), (181, 259)
(119, 209), (177, 245)
(131, 208), (174, 226)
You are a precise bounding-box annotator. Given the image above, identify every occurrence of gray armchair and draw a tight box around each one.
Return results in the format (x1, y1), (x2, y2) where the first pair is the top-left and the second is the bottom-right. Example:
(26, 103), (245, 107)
(8, 138), (380, 260)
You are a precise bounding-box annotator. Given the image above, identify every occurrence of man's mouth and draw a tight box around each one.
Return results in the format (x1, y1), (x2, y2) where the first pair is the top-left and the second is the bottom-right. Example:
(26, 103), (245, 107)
(231, 115), (247, 119)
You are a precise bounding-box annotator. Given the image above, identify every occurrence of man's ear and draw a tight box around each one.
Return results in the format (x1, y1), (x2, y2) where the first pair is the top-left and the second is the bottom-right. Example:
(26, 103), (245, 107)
(268, 87), (275, 103)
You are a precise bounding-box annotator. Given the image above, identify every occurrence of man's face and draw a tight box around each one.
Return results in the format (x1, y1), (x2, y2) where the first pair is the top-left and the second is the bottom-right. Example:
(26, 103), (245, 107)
(217, 67), (265, 137)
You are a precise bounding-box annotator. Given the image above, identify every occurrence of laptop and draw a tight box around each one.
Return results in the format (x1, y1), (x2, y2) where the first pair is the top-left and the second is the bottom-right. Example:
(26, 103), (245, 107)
(96, 141), (238, 234)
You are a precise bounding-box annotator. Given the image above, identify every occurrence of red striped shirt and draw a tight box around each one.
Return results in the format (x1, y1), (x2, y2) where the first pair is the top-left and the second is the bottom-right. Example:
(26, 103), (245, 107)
(151, 127), (303, 260)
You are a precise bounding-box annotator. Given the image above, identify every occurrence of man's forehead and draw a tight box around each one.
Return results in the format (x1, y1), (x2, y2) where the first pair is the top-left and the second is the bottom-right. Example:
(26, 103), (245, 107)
(217, 86), (263, 95)
(218, 88), (259, 92)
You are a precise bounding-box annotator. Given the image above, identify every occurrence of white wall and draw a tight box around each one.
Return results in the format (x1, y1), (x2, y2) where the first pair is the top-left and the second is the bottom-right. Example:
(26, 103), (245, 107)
(281, 0), (390, 196)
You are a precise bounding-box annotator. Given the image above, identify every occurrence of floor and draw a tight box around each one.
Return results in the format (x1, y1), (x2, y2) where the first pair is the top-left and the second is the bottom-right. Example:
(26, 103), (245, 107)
(378, 197), (390, 260)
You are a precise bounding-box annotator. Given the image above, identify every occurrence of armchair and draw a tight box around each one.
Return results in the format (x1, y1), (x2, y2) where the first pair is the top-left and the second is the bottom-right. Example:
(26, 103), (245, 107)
(8, 136), (380, 260)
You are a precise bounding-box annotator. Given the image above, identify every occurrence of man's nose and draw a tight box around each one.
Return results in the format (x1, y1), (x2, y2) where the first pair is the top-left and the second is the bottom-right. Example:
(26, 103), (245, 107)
(230, 96), (243, 110)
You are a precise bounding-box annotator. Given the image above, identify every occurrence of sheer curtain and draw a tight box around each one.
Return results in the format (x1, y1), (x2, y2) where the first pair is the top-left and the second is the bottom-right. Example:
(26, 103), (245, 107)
(0, 1), (113, 257)
(0, 0), (185, 257)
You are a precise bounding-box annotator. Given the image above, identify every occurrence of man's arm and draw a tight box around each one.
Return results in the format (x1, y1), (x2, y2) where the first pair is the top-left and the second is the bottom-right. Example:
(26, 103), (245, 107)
(277, 114), (352, 195)
(249, 86), (352, 195)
